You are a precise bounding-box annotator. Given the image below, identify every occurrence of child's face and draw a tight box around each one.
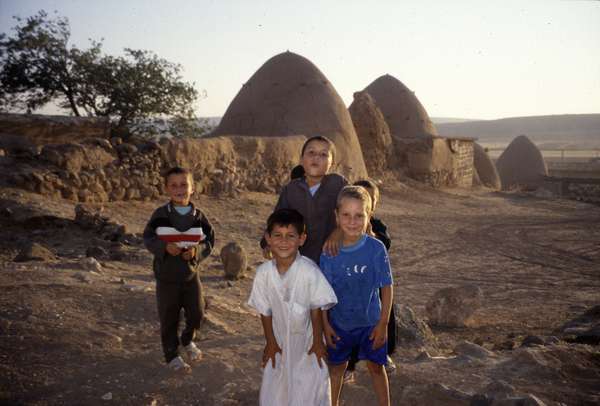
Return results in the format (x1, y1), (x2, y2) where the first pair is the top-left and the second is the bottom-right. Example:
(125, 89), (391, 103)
(165, 173), (194, 206)
(336, 197), (370, 241)
(265, 224), (306, 261)
(301, 140), (333, 179)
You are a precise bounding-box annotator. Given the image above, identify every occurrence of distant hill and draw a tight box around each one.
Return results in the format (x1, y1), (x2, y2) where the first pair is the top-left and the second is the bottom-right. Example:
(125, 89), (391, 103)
(436, 114), (600, 148)
(431, 117), (478, 124)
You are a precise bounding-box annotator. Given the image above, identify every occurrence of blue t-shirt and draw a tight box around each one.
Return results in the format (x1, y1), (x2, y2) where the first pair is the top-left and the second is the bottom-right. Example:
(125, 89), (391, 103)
(319, 235), (393, 330)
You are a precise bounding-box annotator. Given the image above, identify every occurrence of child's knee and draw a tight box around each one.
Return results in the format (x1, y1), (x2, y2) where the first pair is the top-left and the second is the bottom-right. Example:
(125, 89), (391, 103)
(366, 361), (385, 375)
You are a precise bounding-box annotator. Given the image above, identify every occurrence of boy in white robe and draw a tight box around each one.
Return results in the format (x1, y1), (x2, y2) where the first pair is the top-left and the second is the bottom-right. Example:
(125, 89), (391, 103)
(248, 208), (338, 406)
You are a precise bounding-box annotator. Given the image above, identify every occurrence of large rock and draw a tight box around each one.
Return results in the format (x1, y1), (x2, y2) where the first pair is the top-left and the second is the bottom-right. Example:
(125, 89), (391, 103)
(40, 143), (114, 172)
(220, 242), (247, 280)
(473, 143), (501, 189)
(496, 135), (547, 190)
(14, 242), (56, 262)
(398, 383), (471, 406)
(426, 284), (484, 327)
(348, 90), (393, 176)
(394, 303), (436, 347)
(212, 51), (367, 180)
(556, 304), (600, 345)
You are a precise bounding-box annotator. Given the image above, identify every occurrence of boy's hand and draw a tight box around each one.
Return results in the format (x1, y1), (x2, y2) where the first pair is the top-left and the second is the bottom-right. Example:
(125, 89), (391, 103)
(308, 338), (328, 368)
(262, 246), (272, 260)
(369, 321), (388, 350)
(323, 322), (340, 349)
(181, 246), (196, 261)
(262, 340), (282, 368)
(166, 243), (182, 256)
(323, 228), (342, 257)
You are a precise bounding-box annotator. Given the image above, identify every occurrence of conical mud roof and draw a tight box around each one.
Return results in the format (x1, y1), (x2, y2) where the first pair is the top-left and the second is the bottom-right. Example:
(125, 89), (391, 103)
(496, 135), (548, 190)
(473, 143), (501, 189)
(364, 74), (438, 139)
(213, 52), (367, 178)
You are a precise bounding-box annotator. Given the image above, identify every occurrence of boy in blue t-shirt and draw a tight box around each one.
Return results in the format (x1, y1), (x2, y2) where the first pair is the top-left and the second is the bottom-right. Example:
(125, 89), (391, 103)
(320, 186), (393, 406)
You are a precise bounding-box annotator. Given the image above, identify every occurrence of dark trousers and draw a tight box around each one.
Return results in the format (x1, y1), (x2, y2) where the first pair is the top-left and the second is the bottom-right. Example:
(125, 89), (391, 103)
(156, 275), (204, 363)
(347, 299), (396, 371)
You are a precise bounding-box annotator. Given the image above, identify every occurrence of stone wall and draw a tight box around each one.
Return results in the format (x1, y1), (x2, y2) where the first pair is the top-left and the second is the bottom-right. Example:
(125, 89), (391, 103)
(400, 137), (474, 188)
(2, 133), (305, 203)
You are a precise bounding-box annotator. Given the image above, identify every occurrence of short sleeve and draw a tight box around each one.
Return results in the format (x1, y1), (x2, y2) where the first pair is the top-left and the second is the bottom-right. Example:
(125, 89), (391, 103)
(319, 254), (333, 285)
(309, 267), (337, 311)
(375, 245), (393, 288)
(247, 266), (272, 316)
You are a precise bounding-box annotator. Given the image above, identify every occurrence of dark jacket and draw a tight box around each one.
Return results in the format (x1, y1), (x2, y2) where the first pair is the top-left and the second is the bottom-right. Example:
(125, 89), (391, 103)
(262, 173), (347, 263)
(144, 202), (214, 283)
(370, 216), (391, 251)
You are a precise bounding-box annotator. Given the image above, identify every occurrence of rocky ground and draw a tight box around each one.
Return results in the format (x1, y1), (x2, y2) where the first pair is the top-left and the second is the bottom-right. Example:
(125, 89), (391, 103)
(1, 181), (599, 405)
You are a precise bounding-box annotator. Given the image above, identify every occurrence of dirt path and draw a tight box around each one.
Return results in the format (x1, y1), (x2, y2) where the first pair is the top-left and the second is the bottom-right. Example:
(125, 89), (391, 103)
(1, 183), (599, 405)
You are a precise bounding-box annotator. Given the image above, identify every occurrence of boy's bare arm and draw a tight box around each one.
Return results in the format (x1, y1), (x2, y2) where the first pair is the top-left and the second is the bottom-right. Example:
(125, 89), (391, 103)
(370, 284), (393, 349)
(322, 309), (339, 348)
(260, 314), (281, 368)
(308, 308), (327, 368)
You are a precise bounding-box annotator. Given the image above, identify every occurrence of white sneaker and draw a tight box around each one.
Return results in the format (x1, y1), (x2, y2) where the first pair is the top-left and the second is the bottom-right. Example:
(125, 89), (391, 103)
(385, 355), (396, 373)
(184, 342), (203, 362)
(167, 355), (191, 372)
(343, 370), (355, 384)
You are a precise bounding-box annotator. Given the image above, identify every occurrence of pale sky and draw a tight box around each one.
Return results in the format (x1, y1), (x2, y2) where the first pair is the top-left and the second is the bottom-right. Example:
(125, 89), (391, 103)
(1, 0), (599, 120)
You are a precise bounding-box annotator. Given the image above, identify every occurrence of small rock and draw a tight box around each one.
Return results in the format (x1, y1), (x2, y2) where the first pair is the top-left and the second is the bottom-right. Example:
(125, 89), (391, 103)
(14, 242), (56, 262)
(426, 284), (484, 327)
(395, 303), (436, 347)
(82, 257), (103, 273)
(101, 392), (112, 400)
(220, 242), (247, 280)
(454, 341), (494, 360)
(415, 350), (432, 362)
(73, 272), (93, 283)
(86, 246), (109, 259)
(494, 340), (516, 351)
(521, 335), (545, 347)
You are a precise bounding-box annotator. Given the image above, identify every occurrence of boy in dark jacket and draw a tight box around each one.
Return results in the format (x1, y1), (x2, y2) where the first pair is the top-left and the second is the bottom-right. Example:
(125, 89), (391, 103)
(144, 167), (214, 371)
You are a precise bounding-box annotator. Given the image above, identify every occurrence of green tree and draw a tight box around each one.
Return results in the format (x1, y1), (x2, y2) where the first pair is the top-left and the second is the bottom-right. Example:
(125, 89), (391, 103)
(0, 10), (199, 127)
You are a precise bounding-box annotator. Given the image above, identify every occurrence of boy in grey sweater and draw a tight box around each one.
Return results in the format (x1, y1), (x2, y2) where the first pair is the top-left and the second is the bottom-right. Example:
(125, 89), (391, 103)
(143, 167), (214, 371)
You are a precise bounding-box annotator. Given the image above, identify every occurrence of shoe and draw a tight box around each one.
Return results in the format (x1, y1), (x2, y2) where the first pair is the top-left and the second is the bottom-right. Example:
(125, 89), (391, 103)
(184, 342), (203, 362)
(343, 370), (355, 384)
(167, 355), (191, 372)
(385, 355), (396, 373)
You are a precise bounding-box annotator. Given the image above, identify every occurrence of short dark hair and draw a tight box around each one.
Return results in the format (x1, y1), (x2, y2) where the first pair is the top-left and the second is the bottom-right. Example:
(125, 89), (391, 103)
(300, 136), (336, 160)
(290, 165), (305, 180)
(164, 166), (192, 184)
(354, 179), (379, 205)
(266, 209), (306, 235)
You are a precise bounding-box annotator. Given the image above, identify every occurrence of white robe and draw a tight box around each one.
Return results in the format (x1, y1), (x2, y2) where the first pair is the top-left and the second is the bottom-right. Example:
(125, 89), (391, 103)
(248, 254), (337, 406)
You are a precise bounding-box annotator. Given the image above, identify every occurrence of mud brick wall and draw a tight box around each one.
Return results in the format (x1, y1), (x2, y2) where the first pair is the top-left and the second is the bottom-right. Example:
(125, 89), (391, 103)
(450, 139), (474, 188)
(567, 182), (600, 205)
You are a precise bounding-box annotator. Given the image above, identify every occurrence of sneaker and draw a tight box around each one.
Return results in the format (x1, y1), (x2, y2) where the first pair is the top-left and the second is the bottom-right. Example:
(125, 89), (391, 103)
(184, 342), (203, 362)
(385, 355), (396, 373)
(343, 370), (355, 384)
(167, 355), (191, 372)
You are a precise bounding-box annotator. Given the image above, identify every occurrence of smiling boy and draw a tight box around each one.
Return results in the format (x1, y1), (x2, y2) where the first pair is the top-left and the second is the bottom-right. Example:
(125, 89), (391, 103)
(143, 167), (215, 371)
(249, 208), (337, 406)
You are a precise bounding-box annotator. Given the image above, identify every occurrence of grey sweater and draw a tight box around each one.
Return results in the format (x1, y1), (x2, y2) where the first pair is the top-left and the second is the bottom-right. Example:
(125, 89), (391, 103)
(262, 173), (347, 263)
(144, 202), (214, 283)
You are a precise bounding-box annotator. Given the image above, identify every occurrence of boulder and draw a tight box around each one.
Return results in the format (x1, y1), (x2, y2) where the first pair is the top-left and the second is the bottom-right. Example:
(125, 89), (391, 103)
(14, 242), (56, 262)
(394, 303), (436, 347)
(220, 242), (247, 280)
(426, 284), (484, 327)
(453, 341), (494, 360)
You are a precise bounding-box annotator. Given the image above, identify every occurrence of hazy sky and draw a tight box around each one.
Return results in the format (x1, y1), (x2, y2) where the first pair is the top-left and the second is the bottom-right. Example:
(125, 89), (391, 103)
(1, 0), (599, 120)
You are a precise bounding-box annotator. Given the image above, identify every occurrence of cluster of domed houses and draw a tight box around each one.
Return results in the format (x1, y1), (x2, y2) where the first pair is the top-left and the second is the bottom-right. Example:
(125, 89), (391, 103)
(212, 51), (548, 190)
